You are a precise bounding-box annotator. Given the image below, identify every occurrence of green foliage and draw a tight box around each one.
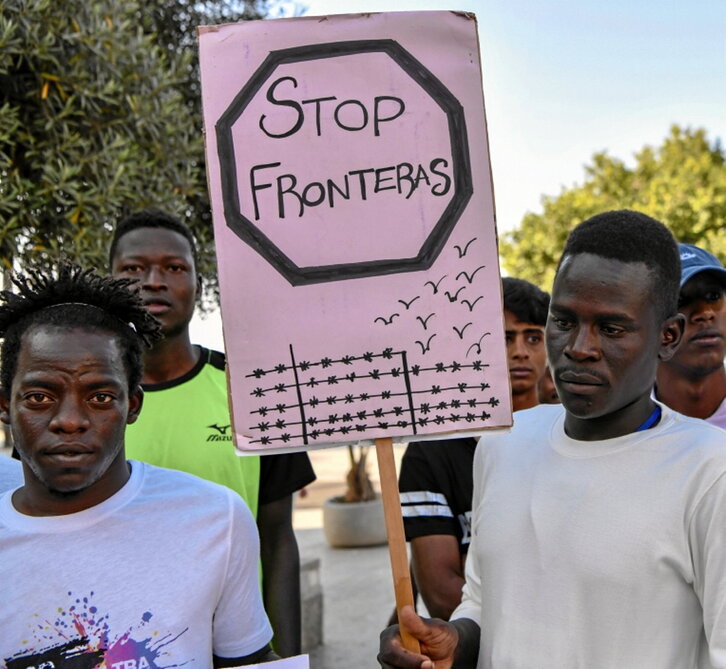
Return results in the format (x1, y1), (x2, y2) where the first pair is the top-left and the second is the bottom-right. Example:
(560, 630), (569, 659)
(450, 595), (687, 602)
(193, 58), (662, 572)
(500, 126), (726, 292)
(139, 0), (267, 305)
(0, 0), (266, 306)
(1, 0), (198, 267)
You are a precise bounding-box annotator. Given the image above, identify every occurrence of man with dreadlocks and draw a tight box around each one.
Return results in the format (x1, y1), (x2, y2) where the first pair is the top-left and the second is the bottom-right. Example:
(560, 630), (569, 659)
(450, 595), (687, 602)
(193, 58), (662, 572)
(0, 264), (277, 666)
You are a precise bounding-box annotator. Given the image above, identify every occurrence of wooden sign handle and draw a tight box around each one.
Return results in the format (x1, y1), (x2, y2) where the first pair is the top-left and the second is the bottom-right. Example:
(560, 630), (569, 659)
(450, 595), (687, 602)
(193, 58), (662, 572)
(375, 437), (421, 655)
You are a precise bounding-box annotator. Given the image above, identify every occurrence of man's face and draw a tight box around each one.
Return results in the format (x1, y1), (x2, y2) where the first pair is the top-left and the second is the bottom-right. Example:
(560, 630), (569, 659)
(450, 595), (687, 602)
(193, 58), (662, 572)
(546, 253), (678, 426)
(0, 327), (142, 508)
(110, 227), (200, 338)
(666, 272), (726, 378)
(504, 309), (547, 403)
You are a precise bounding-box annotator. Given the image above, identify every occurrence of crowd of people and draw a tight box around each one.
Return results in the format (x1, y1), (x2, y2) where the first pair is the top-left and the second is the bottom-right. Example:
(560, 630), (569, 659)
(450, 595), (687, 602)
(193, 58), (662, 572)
(0, 207), (724, 667)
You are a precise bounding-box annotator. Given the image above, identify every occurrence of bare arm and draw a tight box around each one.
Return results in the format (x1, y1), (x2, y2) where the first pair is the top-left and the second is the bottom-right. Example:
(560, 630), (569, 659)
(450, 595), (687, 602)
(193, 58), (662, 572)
(257, 494), (301, 657)
(378, 606), (480, 669)
(214, 644), (279, 666)
(410, 535), (465, 621)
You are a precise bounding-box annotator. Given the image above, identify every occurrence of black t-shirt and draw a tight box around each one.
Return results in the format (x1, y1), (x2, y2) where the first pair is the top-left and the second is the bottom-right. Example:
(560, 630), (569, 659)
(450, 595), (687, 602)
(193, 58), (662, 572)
(259, 450), (315, 505)
(398, 437), (476, 555)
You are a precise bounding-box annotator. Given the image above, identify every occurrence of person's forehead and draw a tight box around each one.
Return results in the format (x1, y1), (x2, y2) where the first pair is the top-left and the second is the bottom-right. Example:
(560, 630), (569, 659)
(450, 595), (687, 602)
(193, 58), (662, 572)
(114, 226), (194, 260)
(17, 326), (127, 378)
(681, 270), (726, 294)
(553, 254), (655, 309)
(503, 309), (544, 332)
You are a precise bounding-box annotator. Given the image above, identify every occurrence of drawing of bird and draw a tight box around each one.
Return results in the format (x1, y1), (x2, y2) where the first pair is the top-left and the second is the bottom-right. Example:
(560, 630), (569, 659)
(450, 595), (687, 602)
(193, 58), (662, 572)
(374, 313), (400, 325)
(415, 334), (437, 354)
(461, 296), (484, 311)
(416, 313), (436, 330)
(445, 286), (465, 302)
(466, 332), (492, 357)
(424, 274), (447, 294)
(398, 295), (421, 309)
(456, 265), (487, 284)
(454, 237), (477, 258)
(453, 322), (473, 339)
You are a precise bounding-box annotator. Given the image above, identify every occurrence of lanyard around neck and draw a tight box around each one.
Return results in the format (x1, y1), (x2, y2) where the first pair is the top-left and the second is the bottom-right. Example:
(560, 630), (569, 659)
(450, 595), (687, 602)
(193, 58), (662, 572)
(635, 405), (662, 432)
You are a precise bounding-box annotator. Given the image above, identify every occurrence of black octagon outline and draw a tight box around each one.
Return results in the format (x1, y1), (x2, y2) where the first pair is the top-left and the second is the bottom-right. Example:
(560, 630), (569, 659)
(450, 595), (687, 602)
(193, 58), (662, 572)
(216, 39), (472, 286)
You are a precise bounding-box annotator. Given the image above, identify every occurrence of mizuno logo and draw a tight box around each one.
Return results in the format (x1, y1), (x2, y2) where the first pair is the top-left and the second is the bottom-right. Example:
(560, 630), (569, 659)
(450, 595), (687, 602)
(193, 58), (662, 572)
(206, 424), (232, 443)
(207, 423), (230, 435)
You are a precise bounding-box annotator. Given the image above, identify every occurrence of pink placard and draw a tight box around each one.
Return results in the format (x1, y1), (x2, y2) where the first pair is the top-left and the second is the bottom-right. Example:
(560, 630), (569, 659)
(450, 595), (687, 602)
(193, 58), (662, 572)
(199, 11), (512, 453)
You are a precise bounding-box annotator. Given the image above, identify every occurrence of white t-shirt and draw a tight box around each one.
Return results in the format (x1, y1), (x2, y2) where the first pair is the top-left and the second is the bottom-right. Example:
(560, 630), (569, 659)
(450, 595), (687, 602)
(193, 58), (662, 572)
(0, 460), (272, 667)
(453, 403), (726, 668)
(707, 394), (726, 430)
(0, 454), (22, 494)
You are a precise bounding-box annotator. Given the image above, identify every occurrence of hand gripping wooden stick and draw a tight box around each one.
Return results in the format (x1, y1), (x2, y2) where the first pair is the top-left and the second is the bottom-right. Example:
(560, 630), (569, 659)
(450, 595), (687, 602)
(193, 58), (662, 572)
(375, 437), (422, 655)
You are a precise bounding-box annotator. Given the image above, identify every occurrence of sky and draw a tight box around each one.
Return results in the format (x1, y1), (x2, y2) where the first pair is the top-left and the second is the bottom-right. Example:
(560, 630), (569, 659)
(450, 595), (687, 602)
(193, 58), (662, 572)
(278, 0), (725, 233)
(192, 0), (726, 348)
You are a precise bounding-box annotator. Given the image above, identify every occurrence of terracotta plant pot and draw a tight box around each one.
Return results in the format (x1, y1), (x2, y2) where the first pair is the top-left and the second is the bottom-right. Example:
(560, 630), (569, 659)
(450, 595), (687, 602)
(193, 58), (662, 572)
(322, 494), (387, 548)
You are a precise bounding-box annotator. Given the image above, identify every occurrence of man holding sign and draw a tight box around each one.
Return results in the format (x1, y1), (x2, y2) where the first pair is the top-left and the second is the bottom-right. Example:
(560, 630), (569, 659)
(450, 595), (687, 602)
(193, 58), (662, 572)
(397, 277), (550, 621)
(379, 211), (726, 668)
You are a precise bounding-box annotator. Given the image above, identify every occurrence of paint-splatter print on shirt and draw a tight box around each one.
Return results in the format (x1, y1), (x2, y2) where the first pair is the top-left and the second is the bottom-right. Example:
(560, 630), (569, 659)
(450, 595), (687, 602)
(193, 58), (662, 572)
(0, 462), (272, 667)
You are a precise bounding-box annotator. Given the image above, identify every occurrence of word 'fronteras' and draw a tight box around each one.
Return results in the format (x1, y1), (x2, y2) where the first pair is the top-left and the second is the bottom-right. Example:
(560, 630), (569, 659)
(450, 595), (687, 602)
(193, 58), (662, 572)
(250, 159), (452, 219)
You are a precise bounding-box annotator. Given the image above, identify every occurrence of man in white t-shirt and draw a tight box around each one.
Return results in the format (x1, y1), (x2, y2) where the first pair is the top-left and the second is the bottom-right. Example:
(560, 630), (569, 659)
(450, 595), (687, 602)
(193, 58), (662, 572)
(0, 264), (277, 667)
(656, 243), (726, 429)
(379, 211), (726, 668)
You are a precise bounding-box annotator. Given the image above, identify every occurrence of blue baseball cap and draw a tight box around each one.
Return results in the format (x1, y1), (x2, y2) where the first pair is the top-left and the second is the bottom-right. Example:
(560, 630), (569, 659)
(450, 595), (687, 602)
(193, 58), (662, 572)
(678, 243), (726, 288)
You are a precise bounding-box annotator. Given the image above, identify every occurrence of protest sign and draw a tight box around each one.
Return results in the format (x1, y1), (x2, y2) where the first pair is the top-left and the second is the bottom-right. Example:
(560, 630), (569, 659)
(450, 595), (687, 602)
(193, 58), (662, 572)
(199, 11), (511, 453)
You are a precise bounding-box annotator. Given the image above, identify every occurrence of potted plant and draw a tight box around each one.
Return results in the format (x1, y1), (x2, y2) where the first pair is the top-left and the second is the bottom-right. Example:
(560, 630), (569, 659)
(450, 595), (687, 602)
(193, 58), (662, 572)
(322, 444), (387, 548)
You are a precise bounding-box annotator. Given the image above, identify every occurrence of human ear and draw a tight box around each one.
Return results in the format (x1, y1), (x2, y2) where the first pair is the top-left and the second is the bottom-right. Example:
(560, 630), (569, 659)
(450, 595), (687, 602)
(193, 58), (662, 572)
(658, 313), (685, 362)
(126, 386), (144, 424)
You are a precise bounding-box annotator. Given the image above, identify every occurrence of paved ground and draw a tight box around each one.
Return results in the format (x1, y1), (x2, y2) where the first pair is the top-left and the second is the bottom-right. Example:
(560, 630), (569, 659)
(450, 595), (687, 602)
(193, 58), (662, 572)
(294, 444), (408, 668)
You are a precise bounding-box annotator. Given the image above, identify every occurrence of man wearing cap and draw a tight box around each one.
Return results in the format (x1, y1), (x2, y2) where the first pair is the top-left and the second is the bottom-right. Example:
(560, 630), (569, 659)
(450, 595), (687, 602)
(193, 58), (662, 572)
(656, 243), (726, 429)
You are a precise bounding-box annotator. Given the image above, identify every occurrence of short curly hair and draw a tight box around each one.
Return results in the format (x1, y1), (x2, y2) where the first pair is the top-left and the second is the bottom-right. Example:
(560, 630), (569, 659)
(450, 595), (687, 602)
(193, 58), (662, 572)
(502, 278), (550, 326)
(108, 208), (198, 271)
(558, 210), (680, 321)
(0, 263), (162, 393)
